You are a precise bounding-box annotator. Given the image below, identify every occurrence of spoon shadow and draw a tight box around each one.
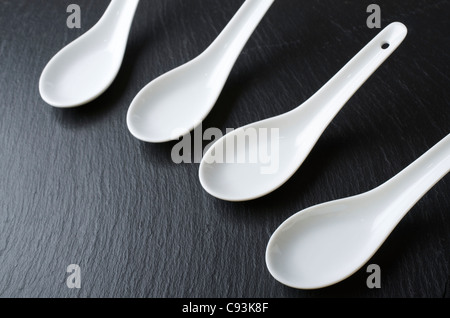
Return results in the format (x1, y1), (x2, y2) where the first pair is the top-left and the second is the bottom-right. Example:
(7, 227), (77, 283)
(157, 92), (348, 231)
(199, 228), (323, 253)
(244, 132), (366, 211)
(138, 139), (181, 168)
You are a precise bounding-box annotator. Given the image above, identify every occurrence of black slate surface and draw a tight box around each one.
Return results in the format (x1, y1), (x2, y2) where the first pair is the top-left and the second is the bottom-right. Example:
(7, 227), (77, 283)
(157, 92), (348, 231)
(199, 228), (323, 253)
(0, 0), (449, 298)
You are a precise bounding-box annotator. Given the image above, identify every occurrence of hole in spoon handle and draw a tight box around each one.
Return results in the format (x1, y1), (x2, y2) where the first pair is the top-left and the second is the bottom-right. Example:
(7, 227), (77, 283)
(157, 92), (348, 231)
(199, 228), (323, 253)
(377, 22), (408, 53)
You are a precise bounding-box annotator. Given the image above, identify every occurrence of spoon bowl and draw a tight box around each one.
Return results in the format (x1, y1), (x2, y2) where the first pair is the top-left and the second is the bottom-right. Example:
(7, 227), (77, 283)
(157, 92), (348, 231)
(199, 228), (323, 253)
(266, 133), (450, 289)
(40, 40), (119, 107)
(127, 53), (227, 142)
(39, 0), (139, 108)
(199, 111), (317, 201)
(266, 191), (385, 289)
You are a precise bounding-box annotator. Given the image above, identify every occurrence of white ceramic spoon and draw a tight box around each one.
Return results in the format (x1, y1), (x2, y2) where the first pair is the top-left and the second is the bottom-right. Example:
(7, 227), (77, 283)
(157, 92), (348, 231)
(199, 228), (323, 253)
(266, 133), (450, 289)
(39, 0), (140, 108)
(199, 22), (407, 202)
(127, 0), (275, 143)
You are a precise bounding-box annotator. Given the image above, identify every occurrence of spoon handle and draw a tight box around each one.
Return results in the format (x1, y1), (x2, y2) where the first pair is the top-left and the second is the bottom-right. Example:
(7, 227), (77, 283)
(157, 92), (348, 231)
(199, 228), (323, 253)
(376, 133), (450, 219)
(102, 0), (140, 35)
(205, 0), (274, 69)
(93, 0), (139, 46)
(295, 22), (407, 126)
